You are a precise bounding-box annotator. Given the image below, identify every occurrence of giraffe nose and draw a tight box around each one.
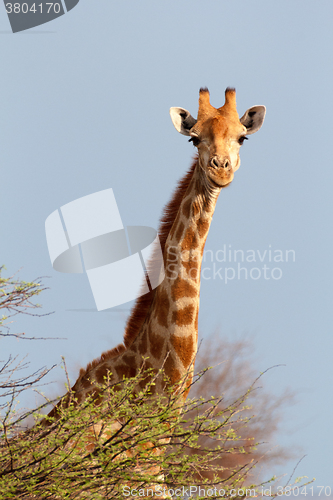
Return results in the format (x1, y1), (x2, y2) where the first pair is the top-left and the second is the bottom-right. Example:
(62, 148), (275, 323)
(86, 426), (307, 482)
(210, 157), (230, 169)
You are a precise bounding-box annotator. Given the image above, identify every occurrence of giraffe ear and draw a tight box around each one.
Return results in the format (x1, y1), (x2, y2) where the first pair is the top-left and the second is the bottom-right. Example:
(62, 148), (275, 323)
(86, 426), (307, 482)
(170, 107), (197, 136)
(240, 105), (266, 135)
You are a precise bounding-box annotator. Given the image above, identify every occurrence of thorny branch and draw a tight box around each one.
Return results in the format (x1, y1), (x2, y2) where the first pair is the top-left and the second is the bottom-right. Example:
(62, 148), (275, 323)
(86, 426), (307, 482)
(0, 265), (59, 339)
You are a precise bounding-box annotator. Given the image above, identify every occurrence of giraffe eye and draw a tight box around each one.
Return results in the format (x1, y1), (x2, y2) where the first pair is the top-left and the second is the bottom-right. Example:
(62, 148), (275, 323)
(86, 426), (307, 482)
(238, 136), (248, 145)
(189, 135), (200, 147)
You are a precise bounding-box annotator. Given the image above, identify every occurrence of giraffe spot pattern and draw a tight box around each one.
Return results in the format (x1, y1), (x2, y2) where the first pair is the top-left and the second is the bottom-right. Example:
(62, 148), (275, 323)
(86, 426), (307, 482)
(80, 376), (92, 389)
(181, 227), (199, 252)
(123, 353), (136, 367)
(156, 288), (169, 328)
(175, 220), (185, 242)
(115, 363), (137, 380)
(96, 364), (108, 384)
(197, 219), (210, 239)
(130, 342), (137, 352)
(182, 197), (192, 219)
(181, 259), (199, 280)
(164, 353), (181, 386)
(172, 304), (195, 327)
(76, 393), (83, 404)
(138, 328), (148, 355)
(171, 277), (197, 301)
(148, 323), (165, 360)
(170, 333), (195, 369)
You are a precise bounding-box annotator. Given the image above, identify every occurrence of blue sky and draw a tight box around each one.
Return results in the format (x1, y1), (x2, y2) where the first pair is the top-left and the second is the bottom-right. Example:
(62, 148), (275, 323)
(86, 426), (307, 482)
(0, 0), (332, 491)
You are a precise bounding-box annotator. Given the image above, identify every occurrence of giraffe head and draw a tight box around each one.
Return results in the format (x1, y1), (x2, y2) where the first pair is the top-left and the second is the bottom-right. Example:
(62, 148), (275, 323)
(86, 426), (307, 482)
(170, 88), (266, 187)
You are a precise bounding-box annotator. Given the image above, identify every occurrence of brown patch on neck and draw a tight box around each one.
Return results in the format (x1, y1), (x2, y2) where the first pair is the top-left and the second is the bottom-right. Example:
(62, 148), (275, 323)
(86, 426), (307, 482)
(175, 221), (185, 242)
(156, 288), (170, 328)
(138, 328), (148, 355)
(170, 333), (195, 369)
(197, 219), (210, 239)
(181, 258), (199, 280)
(115, 364), (137, 380)
(181, 227), (199, 252)
(171, 277), (197, 301)
(172, 304), (195, 327)
(164, 355), (181, 386)
(148, 323), (164, 360)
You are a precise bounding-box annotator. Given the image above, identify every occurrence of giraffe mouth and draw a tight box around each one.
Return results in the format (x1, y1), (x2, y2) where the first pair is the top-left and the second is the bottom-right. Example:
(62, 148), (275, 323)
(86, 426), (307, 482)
(208, 168), (234, 187)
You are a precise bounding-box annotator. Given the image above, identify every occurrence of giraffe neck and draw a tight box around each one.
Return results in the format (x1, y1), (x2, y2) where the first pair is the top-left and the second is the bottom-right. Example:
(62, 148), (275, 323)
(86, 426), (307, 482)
(69, 159), (221, 402)
(136, 159), (221, 384)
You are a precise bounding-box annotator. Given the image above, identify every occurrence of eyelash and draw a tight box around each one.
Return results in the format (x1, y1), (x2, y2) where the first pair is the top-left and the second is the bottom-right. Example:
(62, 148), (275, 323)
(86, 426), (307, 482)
(188, 136), (200, 147)
(238, 136), (248, 145)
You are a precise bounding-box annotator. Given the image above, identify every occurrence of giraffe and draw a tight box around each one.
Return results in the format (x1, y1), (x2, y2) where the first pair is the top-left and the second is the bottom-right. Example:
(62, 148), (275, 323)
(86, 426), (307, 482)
(53, 87), (265, 402)
(45, 87), (265, 492)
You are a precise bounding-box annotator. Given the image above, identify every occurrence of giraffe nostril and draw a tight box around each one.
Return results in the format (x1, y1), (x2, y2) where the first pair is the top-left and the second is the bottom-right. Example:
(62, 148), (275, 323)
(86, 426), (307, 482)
(223, 159), (230, 169)
(210, 157), (220, 169)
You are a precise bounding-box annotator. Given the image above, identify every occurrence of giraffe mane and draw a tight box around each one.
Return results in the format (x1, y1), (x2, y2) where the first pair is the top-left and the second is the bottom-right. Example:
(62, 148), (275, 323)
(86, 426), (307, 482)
(80, 157), (198, 377)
